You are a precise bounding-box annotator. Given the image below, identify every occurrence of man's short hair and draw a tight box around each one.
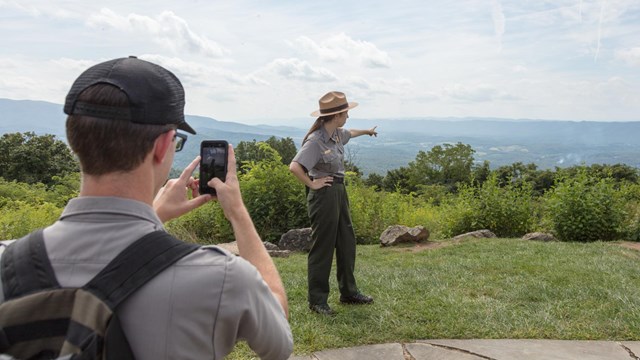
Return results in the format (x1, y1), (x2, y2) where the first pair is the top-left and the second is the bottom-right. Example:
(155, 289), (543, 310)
(66, 84), (176, 175)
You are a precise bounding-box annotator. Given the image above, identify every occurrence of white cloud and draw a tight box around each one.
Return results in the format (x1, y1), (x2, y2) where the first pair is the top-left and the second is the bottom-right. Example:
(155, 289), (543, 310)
(491, 0), (505, 51)
(87, 9), (229, 58)
(293, 33), (391, 68)
(0, 0), (81, 19)
(512, 65), (528, 73)
(266, 58), (338, 82)
(0, 57), (89, 103)
(50, 58), (99, 73)
(444, 84), (517, 102)
(1, 1), (639, 122)
(615, 47), (640, 67)
(141, 54), (269, 86)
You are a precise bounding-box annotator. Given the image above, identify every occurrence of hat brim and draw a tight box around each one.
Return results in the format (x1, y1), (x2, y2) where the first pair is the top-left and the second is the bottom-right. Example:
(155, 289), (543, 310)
(310, 102), (358, 117)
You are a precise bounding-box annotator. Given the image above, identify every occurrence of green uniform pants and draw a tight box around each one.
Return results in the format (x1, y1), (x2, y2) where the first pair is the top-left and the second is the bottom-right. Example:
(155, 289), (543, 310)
(307, 183), (358, 305)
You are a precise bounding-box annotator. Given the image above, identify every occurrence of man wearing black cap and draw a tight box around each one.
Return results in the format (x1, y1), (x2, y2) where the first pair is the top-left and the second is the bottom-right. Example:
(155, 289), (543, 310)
(0, 57), (293, 359)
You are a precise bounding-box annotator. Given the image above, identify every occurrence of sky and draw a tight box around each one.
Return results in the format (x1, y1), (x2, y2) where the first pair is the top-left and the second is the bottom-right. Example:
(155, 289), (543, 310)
(1, 0), (639, 125)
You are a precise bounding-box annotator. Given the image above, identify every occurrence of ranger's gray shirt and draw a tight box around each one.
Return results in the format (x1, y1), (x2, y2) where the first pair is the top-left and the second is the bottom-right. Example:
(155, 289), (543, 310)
(293, 127), (351, 178)
(0, 197), (293, 360)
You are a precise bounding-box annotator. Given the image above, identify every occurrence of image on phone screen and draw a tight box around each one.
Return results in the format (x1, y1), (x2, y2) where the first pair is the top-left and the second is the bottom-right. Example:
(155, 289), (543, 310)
(200, 141), (228, 195)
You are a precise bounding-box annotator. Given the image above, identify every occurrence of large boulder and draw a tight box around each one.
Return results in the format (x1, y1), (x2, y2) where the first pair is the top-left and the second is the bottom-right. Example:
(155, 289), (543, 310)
(279, 228), (314, 252)
(380, 225), (430, 247)
(452, 229), (496, 241)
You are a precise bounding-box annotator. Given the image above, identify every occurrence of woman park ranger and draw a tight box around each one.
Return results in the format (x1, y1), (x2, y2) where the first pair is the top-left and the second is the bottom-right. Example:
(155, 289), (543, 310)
(289, 91), (378, 316)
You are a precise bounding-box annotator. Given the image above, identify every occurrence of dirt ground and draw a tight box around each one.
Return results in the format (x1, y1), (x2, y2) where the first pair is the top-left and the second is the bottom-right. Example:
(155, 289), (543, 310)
(619, 241), (640, 251)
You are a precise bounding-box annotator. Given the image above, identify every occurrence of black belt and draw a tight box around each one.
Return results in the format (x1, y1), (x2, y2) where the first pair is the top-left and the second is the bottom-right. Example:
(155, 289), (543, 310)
(310, 176), (344, 184)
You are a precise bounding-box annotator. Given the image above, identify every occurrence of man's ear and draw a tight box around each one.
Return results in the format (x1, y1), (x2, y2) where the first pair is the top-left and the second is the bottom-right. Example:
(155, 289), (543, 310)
(153, 130), (174, 164)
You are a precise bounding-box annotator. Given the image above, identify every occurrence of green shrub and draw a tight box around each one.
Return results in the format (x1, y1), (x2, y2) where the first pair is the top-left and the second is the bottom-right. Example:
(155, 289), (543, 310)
(239, 144), (308, 243)
(347, 175), (441, 243)
(623, 204), (640, 242)
(45, 173), (80, 207)
(0, 178), (49, 206)
(164, 201), (233, 245)
(439, 174), (536, 238)
(546, 171), (625, 242)
(0, 200), (62, 240)
(438, 192), (475, 238)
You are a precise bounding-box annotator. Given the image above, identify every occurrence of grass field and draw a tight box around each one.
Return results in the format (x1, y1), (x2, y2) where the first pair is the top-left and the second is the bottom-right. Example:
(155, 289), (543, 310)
(228, 238), (640, 358)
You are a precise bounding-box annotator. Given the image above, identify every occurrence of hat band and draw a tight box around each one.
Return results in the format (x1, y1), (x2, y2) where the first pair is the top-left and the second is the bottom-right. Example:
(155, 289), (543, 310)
(319, 102), (349, 114)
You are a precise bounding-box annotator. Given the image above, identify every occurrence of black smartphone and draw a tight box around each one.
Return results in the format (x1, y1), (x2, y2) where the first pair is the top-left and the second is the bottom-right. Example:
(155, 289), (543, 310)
(199, 140), (229, 195)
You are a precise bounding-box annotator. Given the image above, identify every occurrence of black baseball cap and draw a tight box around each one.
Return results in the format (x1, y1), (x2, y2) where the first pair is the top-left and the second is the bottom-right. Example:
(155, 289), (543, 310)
(64, 56), (196, 134)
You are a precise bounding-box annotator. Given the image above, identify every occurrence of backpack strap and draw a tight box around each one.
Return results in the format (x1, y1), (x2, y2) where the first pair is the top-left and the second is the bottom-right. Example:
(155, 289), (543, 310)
(1, 229), (59, 300)
(84, 230), (199, 309)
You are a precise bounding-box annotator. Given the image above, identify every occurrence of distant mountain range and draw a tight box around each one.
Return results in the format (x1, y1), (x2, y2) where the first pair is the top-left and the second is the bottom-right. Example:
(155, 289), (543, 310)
(1, 98), (639, 175)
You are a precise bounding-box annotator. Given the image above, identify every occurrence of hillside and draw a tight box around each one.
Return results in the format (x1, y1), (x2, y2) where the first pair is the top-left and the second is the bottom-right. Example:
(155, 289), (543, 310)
(1, 98), (639, 175)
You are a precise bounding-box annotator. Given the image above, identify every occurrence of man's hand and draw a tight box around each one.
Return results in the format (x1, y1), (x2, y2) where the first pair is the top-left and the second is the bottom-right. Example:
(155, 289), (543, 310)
(154, 156), (212, 223)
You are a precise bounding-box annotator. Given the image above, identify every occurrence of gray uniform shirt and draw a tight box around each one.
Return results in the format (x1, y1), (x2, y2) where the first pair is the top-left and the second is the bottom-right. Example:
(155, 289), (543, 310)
(0, 197), (293, 360)
(293, 127), (351, 178)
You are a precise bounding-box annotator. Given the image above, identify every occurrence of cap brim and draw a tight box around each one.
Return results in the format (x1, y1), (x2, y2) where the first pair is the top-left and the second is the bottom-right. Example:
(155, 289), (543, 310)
(179, 121), (197, 135)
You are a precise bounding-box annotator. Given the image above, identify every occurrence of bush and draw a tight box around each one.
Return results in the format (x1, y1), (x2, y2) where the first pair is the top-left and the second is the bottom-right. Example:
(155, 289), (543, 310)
(0, 178), (49, 206)
(438, 193), (476, 238)
(347, 175), (441, 243)
(618, 183), (640, 241)
(239, 144), (308, 243)
(546, 171), (625, 242)
(0, 200), (62, 240)
(164, 202), (233, 245)
(439, 174), (536, 238)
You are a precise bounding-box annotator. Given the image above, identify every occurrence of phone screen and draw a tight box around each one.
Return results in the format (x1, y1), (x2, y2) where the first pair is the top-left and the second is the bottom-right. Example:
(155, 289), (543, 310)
(199, 140), (228, 195)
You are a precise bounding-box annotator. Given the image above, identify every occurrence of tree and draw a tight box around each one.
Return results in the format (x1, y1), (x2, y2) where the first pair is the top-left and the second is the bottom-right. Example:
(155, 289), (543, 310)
(471, 160), (491, 187)
(382, 166), (413, 193)
(235, 136), (297, 173)
(0, 132), (79, 186)
(407, 142), (475, 192)
(364, 173), (384, 190)
(265, 136), (297, 165)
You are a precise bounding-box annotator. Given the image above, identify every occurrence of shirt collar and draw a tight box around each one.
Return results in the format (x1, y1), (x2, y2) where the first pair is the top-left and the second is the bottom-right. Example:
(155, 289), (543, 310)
(60, 196), (163, 227)
(320, 126), (339, 144)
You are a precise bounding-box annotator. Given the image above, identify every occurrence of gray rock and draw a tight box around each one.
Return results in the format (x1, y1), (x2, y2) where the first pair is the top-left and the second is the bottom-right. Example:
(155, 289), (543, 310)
(279, 228), (314, 252)
(452, 229), (496, 241)
(263, 241), (280, 251)
(522, 232), (556, 241)
(380, 225), (429, 247)
(216, 241), (290, 258)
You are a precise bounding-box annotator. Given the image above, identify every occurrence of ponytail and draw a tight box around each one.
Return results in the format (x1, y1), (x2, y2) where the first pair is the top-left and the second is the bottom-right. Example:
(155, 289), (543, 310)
(303, 115), (335, 143)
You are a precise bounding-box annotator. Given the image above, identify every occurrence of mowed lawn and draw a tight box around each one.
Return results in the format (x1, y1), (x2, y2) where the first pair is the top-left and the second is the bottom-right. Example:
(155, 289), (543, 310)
(228, 238), (640, 358)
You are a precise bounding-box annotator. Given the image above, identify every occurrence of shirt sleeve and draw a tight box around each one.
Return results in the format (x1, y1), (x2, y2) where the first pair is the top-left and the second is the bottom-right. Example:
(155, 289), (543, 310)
(292, 139), (321, 173)
(340, 127), (352, 145)
(214, 256), (293, 360)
